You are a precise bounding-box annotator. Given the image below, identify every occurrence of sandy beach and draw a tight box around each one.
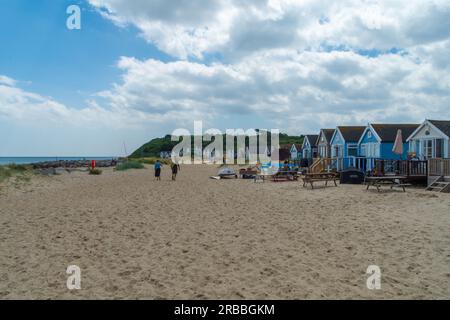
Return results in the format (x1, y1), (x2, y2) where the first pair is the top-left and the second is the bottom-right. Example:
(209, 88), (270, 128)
(0, 165), (449, 299)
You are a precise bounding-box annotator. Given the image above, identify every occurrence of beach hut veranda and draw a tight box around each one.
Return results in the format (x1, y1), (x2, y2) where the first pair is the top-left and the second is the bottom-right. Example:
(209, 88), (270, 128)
(356, 124), (419, 170)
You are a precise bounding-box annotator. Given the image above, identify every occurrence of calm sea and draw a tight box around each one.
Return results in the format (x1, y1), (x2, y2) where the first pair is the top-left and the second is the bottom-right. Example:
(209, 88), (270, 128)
(0, 157), (118, 165)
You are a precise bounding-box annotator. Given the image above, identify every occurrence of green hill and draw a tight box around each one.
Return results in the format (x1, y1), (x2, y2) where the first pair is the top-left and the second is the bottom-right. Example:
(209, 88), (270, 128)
(130, 132), (304, 158)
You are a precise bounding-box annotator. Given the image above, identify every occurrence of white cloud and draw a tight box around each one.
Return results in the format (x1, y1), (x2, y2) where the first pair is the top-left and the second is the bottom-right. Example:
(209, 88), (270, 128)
(0, 75), (17, 86)
(0, 79), (119, 127)
(84, 0), (450, 135)
(0, 77), (171, 156)
(91, 49), (450, 134)
(88, 0), (450, 60)
(4, 40), (450, 137)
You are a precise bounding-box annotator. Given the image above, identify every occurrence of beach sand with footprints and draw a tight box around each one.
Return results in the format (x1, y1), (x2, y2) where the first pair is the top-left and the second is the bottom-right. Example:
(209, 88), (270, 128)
(0, 165), (449, 299)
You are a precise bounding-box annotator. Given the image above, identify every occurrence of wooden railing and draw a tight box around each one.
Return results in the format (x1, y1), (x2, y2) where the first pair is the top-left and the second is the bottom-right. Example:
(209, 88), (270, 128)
(429, 159), (450, 176)
(309, 158), (335, 173)
(374, 160), (428, 177)
(306, 158), (450, 179)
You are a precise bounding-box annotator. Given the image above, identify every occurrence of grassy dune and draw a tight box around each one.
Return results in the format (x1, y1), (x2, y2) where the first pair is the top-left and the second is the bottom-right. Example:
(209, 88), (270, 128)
(0, 164), (33, 184)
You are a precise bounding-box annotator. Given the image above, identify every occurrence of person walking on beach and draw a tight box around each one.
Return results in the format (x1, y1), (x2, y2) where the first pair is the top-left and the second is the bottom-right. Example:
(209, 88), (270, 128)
(154, 160), (162, 181)
(171, 163), (180, 181)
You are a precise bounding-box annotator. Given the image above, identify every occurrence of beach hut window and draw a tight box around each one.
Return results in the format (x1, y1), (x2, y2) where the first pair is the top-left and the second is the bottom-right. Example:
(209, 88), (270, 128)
(367, 131), (372, 138)
(364, 143), (379, 158)
(348, 146), (358, 157)
(414, 140), (420, 153)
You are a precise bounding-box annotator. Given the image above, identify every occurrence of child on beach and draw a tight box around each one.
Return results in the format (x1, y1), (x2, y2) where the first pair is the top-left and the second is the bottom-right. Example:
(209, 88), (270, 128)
(171, 163), (180, 181)
(154, 160), (162, 181)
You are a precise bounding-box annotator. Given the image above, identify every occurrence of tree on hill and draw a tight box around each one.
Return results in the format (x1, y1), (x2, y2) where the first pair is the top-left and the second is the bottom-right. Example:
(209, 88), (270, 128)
(130, 132), (304, 158)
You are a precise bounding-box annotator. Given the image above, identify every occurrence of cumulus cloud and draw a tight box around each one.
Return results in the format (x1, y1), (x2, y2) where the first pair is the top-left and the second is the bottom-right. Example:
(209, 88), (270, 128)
(88, 0), (450, 60)
(92, 49), (450, 133)
(0, 75), (17, 87)
(0, 76), (175, 156)
(89, 0), (234, 59)
(0, 76), (165, 130)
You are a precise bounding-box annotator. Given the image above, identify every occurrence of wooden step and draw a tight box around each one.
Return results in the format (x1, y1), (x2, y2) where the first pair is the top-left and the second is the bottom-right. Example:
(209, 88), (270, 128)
(426, 176), (450, 192)
(426, 175), (445, 192)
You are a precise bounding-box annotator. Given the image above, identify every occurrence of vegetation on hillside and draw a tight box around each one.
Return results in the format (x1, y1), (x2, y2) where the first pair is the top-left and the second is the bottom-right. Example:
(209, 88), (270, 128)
(130, 132), (304, 158)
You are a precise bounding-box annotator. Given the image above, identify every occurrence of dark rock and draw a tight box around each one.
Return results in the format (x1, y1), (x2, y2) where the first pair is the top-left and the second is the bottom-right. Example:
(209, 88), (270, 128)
(31, 159), (118, 169)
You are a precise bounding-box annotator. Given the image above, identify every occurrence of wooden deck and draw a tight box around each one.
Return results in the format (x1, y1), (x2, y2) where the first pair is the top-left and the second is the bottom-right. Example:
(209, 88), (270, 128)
(304, 157), (450, 187)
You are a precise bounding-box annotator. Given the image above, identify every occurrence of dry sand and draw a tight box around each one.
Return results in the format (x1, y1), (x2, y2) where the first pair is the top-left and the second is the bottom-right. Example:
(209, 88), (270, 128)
(0, 165), (449, 299)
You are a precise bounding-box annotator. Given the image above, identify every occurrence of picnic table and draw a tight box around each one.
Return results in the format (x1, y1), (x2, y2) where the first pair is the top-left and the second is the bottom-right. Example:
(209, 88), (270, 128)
(254, 171), (299, 183)
(273, 171), (299, 182)
(239, 168), (259, 179)
(302, 172), (339, 189)
(364, 176), (411, 192)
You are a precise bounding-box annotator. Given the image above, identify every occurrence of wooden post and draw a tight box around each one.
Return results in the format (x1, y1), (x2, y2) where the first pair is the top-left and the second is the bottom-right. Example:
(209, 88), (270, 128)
(407, 160), (410, 177)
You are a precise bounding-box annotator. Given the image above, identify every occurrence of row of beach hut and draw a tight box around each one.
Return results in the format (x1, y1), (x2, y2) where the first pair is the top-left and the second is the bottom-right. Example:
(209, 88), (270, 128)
(288, 119), (450, 182)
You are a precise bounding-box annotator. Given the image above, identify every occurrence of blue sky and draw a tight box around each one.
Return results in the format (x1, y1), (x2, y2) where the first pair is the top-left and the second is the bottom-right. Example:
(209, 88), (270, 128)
(0, 0), (171, 108)
(1, 0), (450, 156)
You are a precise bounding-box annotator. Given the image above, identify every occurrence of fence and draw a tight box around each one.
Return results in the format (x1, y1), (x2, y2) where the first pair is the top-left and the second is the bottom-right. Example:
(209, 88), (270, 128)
(429, 159), (450, 176)
(310, 157), (428, 177)
(374, 160), (428, 177)
(299, 156), (439, 178)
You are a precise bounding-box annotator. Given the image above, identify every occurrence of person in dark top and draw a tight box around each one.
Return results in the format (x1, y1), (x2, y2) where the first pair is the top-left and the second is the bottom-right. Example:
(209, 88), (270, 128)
(171, 163), (180, 181)
(283, 160), (290, 175)
(154, 160), (162, 181)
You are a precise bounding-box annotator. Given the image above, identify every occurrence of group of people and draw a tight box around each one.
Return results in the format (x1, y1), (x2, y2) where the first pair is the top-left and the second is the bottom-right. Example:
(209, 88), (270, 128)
(153, 160), (180, 181)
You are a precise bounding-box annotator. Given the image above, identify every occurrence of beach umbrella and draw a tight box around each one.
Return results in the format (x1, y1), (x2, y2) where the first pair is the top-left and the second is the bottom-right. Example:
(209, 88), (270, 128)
(392, 129), (404, 156)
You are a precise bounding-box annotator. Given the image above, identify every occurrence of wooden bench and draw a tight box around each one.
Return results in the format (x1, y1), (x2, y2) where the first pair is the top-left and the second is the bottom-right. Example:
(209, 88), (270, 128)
(302, 173), (339, 189)
(268, 171), (299, 182)
(365, 176), (409, 192)
(254, 170), (300, 183)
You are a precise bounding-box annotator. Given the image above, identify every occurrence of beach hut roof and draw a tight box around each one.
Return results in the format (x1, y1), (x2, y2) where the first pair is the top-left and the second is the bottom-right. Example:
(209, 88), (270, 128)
(336, 126), (366, 142)
(319, 129), (335, 144)
(370, 124), (420, 142)
(305, 135), (319, 147)
(428, 120), (450, 138)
